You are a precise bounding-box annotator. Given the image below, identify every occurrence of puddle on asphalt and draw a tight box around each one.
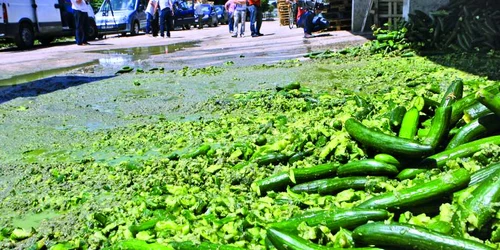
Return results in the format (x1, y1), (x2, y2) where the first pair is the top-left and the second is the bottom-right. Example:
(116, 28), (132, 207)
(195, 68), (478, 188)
(0, 42), (199, 88)
(90, 41), (199, 68)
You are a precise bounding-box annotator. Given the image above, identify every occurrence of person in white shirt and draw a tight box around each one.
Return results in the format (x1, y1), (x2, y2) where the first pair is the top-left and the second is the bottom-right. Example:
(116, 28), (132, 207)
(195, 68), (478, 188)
(145, 0), (158, 35)
(194, 0), (204, 29)
(158, 0), (174, 37)
(70, 0), (89, 45)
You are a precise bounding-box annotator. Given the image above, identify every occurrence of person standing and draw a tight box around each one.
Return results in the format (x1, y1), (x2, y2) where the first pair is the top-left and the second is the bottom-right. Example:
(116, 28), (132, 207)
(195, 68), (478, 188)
(195, 0), (204, 29)
(224, 0), (236, 34)
(248, 0), (263, 37)
(159, 0), (174, 37)
(232, 0), (246, 37)
(145, 0), (158, 35)
(70, 0), (89, 45)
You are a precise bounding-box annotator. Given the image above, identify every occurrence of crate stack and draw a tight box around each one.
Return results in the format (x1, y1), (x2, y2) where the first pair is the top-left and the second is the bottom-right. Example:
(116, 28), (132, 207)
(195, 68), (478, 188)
(321, 0), (352, 31)
(277, 0), (291, 26)
(375, 0), (403, 28)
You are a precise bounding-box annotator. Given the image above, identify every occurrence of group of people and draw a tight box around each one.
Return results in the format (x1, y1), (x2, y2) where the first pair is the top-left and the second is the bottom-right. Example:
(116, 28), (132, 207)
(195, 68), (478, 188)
(145, 0), (175, 38)
(224, 0), (264, 38)
(69, 0), (326, 46)
(145, 0), (264, 38)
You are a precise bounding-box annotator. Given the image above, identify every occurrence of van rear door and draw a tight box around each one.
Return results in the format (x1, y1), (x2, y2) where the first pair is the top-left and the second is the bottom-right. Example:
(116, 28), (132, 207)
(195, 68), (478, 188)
(34, 0), (63, 33)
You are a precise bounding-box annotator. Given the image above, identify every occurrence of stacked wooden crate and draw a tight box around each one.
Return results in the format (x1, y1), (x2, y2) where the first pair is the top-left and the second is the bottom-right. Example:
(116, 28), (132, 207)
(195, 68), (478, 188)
(277, 0), (291, 26)
(322, 0), (352, 31)
(375, 0), (403, 28)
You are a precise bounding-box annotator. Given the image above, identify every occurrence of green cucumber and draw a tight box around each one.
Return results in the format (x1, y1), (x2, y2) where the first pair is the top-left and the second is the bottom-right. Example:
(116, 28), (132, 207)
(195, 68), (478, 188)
(129, 219), (159, 235)
(476, 88), (500, 117)
(345, 118), (433, 159)
(451, 84), (500, 124)
(267, 228), (333, 250)
(291, 176), (388, 195)
(269, 209), (390, 234)
(411, 96), (426, 112)
(461, 168), (500, 229)
(427, 220), (452, 235)
(254, 152), (289, 166)
(116, 66), (134, 74)
(276, 82), (301, 91)
(440, 79), (463, 108)
(170, 241), (245, 250)
(289, 163), (338, 184)
(462, 102), (491, 123)
(399, 107), (420, 140)
(357, 168), (470, 210)
(418, 135), (500, 169)
(421, 106), (452, 149)
(253, 163), (338, 195)
(352, 222), (494, 250)
(288, 150), (314, 164)
(470, 162), (500, 186)
(265, 236), (278, 250)
(252, 172), (292, 196)
(353, 95), (373, 119)
(389, 106), (406, 128)
(337, 159), (399, 177)
(446, 113), (500, 149)
(114, 239), (171, 250)
(267, 228), (382, 250)
(374, 153), (400, 168)
(423, 96), (440, 109)
(395, 168), (428, 180)
(181, 144), (211, 159)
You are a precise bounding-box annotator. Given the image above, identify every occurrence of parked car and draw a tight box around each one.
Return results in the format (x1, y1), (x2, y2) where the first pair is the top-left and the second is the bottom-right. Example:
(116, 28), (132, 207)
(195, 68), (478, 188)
(173, 0), (197, 30)
(0, 0), (97, 49)
(94, 0), (147, 37)
(213, 5), (228, 24)
(195, 4), (218, 28)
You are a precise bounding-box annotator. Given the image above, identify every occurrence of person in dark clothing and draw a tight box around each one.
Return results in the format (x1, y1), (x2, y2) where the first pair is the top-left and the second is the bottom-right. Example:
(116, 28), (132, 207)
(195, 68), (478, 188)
(298, 2), (328, 38)
(159, 0), (174, 37)
(248, 0), (263, 37)
(71, 0), (90, 45)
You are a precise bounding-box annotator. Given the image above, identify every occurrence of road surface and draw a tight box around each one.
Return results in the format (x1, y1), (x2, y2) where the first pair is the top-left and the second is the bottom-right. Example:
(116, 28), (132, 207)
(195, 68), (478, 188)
(0, 20), (368, 82)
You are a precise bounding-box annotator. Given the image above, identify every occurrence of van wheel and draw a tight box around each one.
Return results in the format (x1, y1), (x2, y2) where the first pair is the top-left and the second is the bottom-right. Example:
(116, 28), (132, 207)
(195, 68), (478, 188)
(131, 21), (140, 35)
(184, 24), (191, 30)
(39, 37), (54, 46)
(87, 19), (98, 40)
(15, 23), (35, 49)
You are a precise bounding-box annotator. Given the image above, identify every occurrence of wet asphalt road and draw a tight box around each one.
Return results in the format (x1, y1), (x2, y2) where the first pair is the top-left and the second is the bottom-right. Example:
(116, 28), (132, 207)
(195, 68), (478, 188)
(0, 20), (368, 83)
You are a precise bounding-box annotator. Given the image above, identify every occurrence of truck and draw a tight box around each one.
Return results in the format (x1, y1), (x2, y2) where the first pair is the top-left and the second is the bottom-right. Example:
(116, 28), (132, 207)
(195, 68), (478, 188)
(0, 0), (98, 49)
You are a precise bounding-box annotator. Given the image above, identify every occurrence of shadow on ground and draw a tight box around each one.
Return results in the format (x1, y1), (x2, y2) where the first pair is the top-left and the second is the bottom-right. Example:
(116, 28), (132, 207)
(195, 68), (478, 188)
(424, 53), (500, 81)
(0, 75), (115, 104)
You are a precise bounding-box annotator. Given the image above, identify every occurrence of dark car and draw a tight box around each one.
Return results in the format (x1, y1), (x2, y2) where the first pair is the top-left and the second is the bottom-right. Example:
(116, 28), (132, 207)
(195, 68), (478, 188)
(213, 5), (229, 24)
(150, 0), (196, 34)
(173, 0), (197, 29)
(195, 4), (218, 27)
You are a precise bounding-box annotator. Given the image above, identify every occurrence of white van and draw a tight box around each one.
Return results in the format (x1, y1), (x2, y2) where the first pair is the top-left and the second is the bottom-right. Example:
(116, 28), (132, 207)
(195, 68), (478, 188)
(0, 0), (97, 49)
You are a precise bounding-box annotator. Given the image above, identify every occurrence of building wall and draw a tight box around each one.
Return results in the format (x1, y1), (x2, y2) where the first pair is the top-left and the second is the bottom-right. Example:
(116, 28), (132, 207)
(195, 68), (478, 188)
(352, 0), (372, 32)
(352, 0), (449, 32)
